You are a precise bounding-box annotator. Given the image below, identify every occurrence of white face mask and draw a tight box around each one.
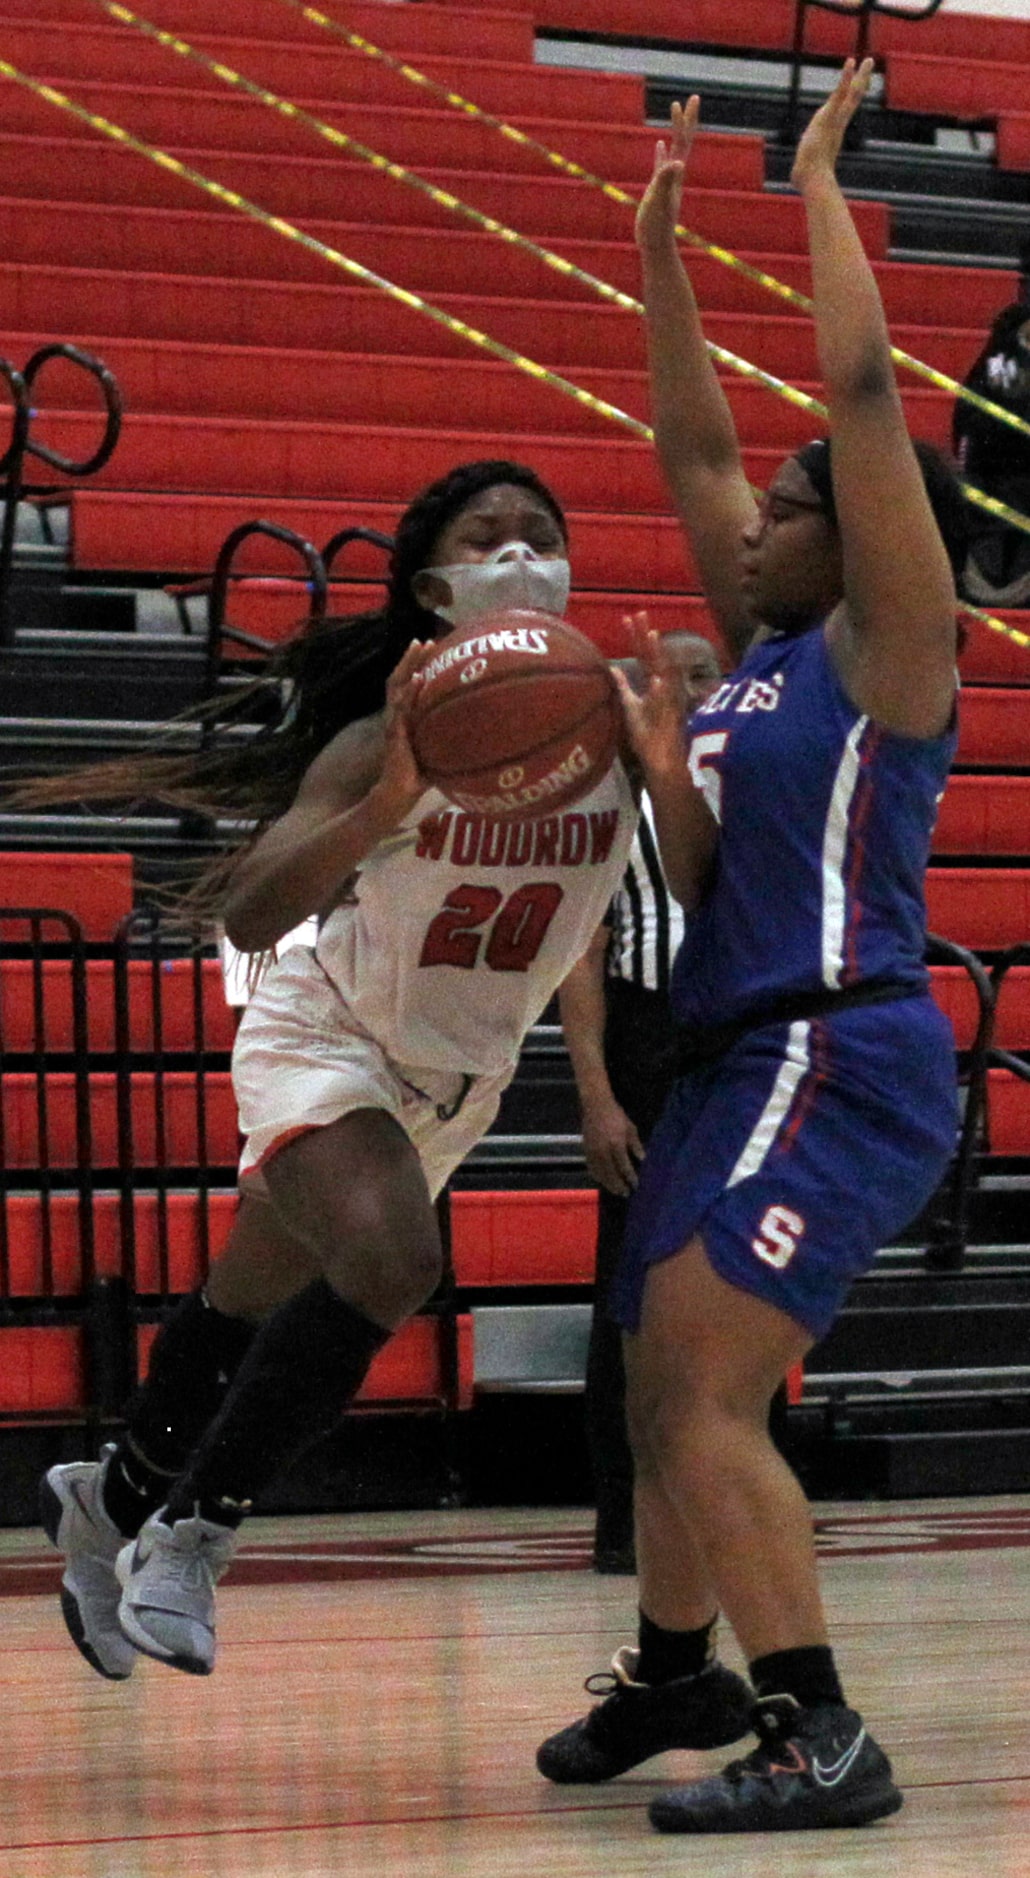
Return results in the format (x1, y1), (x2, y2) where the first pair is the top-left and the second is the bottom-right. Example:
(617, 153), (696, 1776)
(422, 541), (571, 628)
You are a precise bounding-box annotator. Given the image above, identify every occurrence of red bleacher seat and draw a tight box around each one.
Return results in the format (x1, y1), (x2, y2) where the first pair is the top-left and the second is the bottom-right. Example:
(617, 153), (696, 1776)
(933, 778), (1030, 857)
(0, 853), (133, 942)
(0, 957), (236, 1055)
(987, 1070), (1030, 1154)
(0, 1327), (85, 1414)
(886, 51), (1030, 123)
(2, 1190), (238, 1296)
(931, 966), (1030, 1053)
(0, 24), (604, 118)
(957, 690), (1030, 769)
(1, 1072), (238, 1169)
(926, 871), (1030, 952)
(997, 115), (1030, 173)
(450, 1190), (597, 1286)
(519, 0), (1030, 67)
(0, 1), (535, 66)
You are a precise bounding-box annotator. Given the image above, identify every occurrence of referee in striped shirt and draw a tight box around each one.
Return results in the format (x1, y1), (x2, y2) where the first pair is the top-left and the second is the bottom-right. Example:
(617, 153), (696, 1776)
(560, 633), (722, 1572)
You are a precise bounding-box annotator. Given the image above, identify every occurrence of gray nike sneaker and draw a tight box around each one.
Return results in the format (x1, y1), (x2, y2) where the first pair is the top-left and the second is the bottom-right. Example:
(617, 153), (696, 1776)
(648, 1694), (903, 1833)
(39, 1448), (139, 1681)
(116, 1507), (237, 1675)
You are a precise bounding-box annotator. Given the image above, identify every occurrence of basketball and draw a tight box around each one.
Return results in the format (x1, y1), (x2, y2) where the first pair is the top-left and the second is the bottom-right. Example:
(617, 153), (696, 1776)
(409, 608), (620, 818)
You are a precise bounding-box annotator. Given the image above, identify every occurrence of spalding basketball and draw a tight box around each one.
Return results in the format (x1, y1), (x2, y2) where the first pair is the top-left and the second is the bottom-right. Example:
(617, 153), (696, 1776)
(410, 609), (620, 819)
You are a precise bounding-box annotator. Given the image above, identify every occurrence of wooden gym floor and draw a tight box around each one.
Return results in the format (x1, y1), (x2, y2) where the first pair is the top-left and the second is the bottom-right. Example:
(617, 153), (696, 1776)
(1, 1496), (1027, 1876)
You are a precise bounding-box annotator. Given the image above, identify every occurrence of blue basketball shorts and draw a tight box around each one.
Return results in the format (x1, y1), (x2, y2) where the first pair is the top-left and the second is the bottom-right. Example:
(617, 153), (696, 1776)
(610, 994), (958, 1342)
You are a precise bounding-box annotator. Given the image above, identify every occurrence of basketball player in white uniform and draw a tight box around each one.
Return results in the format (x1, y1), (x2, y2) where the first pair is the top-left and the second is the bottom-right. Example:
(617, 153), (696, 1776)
(40, 463), (718, 1707)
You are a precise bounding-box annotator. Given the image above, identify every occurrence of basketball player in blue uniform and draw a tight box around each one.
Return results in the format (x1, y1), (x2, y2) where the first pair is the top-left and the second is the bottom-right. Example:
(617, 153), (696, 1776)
(538, 63), (970, 1833)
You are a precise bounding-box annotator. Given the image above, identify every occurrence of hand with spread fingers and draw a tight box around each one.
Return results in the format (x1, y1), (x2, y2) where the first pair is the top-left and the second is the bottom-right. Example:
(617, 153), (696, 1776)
(791, 57), (874, 191)
(635, 95), (700, 257)
(613, 613), (692, 784)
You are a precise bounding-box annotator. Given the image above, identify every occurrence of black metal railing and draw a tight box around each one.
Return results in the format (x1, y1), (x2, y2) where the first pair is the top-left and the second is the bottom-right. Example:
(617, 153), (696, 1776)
(0, 344), (122, 646)
(201, 520), (329, 696)
(190, 519), (395, 689)
(0, 899), (1023, 1422)
(923, 932), (996, 1272)
(781, 0), (945, 145)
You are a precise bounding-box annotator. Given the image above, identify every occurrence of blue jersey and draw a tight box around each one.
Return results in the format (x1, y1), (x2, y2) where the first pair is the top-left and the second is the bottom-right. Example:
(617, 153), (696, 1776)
(672, 626), (957, 1030)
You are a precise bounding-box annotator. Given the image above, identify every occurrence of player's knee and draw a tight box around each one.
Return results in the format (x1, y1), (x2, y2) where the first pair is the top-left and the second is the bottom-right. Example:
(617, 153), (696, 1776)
(322, 1224), (443, 1328)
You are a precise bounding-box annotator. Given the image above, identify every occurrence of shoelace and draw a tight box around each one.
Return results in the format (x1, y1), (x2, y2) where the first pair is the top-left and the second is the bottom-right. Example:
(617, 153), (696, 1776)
(154, 1530), (230, 1590)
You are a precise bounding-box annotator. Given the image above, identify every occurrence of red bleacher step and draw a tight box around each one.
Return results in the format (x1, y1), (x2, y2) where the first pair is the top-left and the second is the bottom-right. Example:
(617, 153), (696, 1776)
(207, 584), (1030, 690)
(0, 25), (642, 125)
(932, 967), (1030, 1053)
(451, 1190), (597, 1286)
(934, 778), (1030, 857)
(0, 136), (761, 248)
(0, 0), (535, 63)
(987, 1069), (1030, 1155)
(997, 116), (1030, 173)
(0, 1312), (472, 1419)
(2, 1072), (239, 1170)
(70, 490), (698, 590)
(520, 0), (1030, 65)
(0, 143), (825, 258)
(0, 1327), (85, 1414)
(887, 51), (1030, 122)
(0, 196), (888, 299)
(0, 78), (759, 192)
(926, 869), (1030, 952)
(5, 333), (954, 455)
(957, 690), (1030, 769)
(0, 958), (236, 1056)
(0, 852), (132, 942)
(2, 1191), (238, 1297)
(0, 264), (990, 384)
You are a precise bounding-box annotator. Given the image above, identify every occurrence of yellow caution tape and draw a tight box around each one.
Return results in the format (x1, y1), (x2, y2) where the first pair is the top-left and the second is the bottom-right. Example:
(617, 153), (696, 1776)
(265, 0), (1030, 449)
(0, 46), (1023, 652)
(93, 3), (1030, 546)
(0, 56), (652, 438)
(961, 602), (1030, 649)
(99, 2), (819, 420)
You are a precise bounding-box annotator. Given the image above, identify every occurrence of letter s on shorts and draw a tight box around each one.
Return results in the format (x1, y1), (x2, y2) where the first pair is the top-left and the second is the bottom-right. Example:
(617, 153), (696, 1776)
(751, 1204), (806, 1270)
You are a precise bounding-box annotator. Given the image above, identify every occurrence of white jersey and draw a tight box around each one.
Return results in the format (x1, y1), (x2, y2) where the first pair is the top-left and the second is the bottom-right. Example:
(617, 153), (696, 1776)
(314, 760), (637, 1075)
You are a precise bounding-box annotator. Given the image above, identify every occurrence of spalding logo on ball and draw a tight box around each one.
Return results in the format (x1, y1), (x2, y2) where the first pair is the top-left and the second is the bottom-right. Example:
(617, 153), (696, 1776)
(410, 608), (621, 819)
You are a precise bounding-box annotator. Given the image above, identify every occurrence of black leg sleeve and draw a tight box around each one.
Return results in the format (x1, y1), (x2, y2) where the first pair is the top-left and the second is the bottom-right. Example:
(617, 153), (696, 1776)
(165, 1278), (391, 1526)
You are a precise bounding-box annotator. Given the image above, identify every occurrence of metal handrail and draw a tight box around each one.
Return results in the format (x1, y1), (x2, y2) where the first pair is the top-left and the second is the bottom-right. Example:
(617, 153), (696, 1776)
(924, 931), (997, 1272)
(322, 525), (395, 581)
(203, 520), (328, 697)
(989, 942), (1030, 1091)
(0, 343), (122, 646)
(781, 0), (945, 145)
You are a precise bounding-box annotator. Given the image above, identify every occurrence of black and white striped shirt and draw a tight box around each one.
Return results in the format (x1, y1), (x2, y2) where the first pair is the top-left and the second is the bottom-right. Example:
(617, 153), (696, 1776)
(606, 793), (684, 994)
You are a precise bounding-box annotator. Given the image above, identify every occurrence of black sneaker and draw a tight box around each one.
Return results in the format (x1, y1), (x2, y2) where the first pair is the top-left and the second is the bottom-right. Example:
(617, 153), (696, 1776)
(648, 1693), (903, 1833)
(536, 1646), (753, 1784)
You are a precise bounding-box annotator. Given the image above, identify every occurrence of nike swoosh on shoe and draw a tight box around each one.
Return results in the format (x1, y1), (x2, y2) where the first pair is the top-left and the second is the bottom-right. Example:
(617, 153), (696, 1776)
(812, 1729), (867, 1788)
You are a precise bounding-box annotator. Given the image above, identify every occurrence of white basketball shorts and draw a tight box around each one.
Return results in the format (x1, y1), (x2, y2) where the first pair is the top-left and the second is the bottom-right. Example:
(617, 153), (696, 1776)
(233, 947), (514, 1200)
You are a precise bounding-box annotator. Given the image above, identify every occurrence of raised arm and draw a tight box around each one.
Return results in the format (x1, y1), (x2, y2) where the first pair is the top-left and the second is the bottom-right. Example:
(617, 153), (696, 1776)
(636, 99), (760, 663)
(222, 641), (430, 951)
(793, 60), (958, 737)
